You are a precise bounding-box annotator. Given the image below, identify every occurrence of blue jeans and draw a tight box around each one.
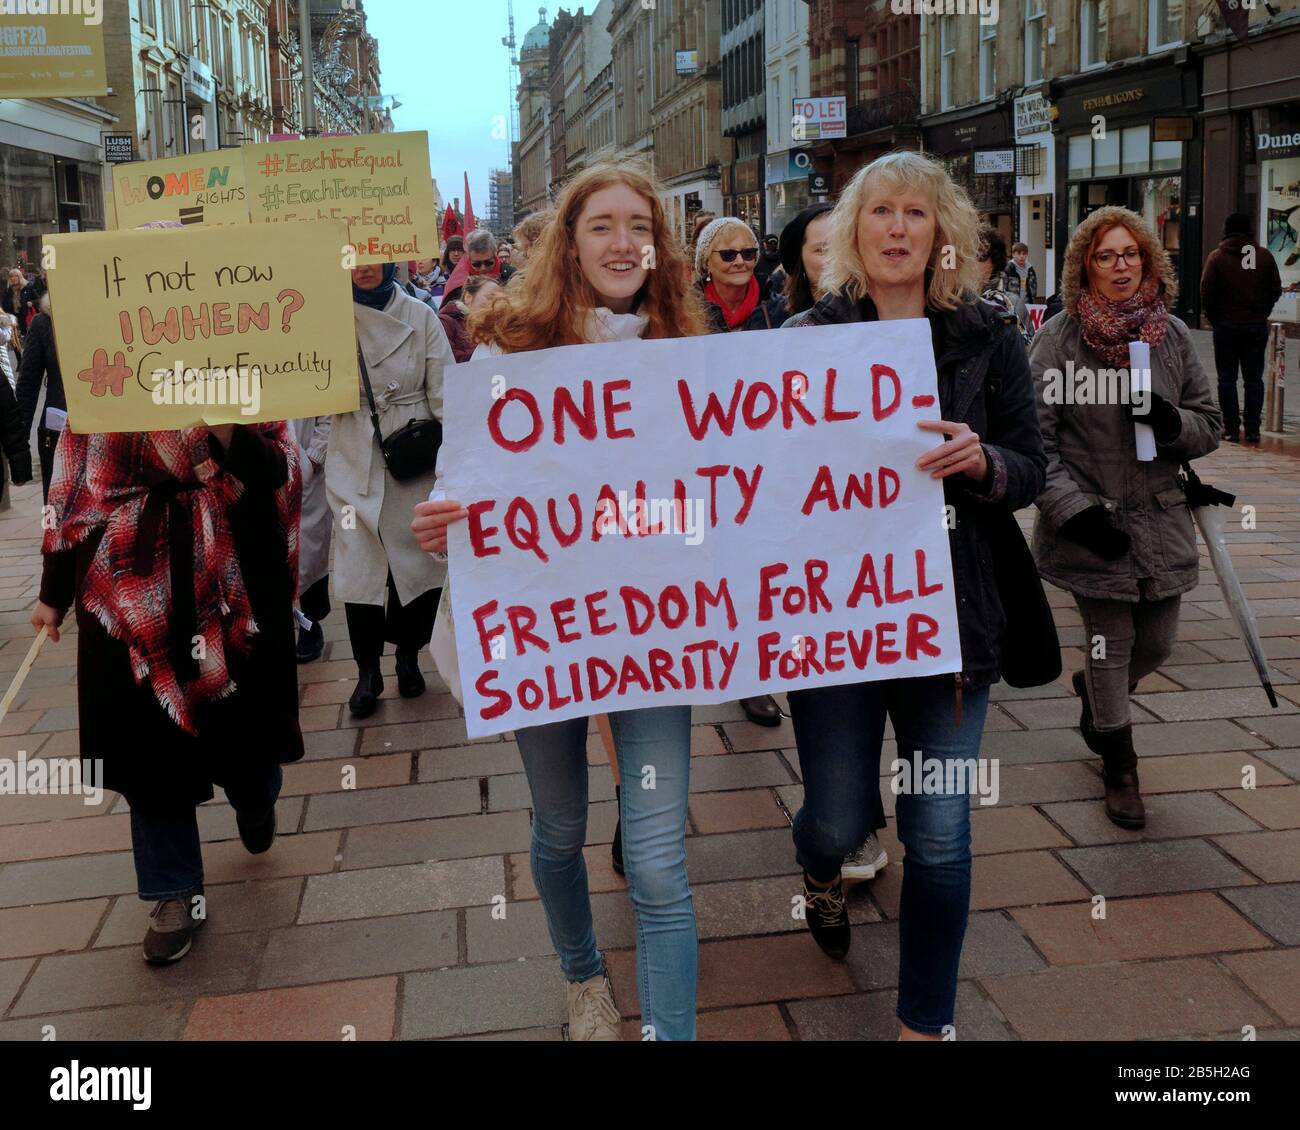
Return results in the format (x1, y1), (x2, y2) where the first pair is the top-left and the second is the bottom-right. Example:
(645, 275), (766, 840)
(129, 765), (283, 901)
(788, 675), (990, 1036)
(515, 705), (697, 1040)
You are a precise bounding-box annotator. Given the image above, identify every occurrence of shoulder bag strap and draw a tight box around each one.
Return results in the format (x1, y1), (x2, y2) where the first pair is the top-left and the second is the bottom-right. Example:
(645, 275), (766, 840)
(356, 347), (388, 456)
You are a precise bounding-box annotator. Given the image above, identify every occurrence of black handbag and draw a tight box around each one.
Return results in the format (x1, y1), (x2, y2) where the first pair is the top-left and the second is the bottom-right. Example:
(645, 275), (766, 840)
(357, 348), (441, 481)
(983, 507), (1062, 688)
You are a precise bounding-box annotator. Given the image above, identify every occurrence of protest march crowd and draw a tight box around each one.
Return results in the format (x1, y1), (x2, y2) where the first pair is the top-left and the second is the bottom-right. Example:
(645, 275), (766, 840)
(18, 137), (1288, 1043)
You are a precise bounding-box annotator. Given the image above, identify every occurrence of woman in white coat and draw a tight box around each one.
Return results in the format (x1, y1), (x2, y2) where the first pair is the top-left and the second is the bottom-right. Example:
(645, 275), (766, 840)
(290, 415), (332, 662)
(328, 261), (453, 717)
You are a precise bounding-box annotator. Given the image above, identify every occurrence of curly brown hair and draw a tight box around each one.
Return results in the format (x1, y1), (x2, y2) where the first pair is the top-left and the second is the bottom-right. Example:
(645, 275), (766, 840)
(1060, 205), (1177, 316)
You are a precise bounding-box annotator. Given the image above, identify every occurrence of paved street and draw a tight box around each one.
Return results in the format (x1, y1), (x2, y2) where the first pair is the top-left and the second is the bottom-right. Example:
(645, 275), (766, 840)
(0, 438), (1297, 1042)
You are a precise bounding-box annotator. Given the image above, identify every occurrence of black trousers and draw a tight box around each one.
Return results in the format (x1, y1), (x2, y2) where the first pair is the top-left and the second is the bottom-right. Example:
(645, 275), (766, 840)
(344, 570), (438, 669)
(298, 574), (331, 624)
(1212, 322), (1270, 433)
(37, 426), (59, 505)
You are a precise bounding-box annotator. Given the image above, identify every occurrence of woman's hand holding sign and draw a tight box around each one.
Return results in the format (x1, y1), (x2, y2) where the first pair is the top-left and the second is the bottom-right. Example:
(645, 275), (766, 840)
(412, 497), (468, 556)
(915, 419), (988, 482)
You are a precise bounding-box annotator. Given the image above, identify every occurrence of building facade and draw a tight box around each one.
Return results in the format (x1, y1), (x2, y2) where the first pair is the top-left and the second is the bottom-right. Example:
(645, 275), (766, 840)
(805, 0), (920, 196)
(721, 0), (766, 234)
(765, 0), (813, 235)
(1198, 8), (1300, 326)
(651, 0), (724, 242)
(516, 6), (552, 217)
(488, 167), (515, 239)
(609, 0), (654, 167)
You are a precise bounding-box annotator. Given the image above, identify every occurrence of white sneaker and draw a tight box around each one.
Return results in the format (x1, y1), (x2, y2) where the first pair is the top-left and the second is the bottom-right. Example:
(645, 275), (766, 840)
(565, 970), (622, 1041)
(841, 832), (888, 882)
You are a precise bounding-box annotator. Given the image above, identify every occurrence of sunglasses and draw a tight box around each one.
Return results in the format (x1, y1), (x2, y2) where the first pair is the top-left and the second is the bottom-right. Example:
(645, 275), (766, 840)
(470, 258), (496, 270)
(714, 248), (758, 263)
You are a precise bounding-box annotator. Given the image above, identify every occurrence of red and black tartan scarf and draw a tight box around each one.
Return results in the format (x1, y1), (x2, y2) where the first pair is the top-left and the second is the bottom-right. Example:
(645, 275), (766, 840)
(43, 425), (301, 735)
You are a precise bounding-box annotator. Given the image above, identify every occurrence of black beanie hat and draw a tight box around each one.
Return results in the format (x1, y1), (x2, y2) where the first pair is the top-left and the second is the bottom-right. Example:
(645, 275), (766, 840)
(778, 203), (835, 276)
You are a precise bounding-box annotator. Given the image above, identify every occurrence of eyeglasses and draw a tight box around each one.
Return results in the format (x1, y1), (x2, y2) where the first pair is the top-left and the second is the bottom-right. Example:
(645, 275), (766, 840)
(469, 258), (496, 270)
(715, 248), (758, 263)
(1093, 247), (1143, 269)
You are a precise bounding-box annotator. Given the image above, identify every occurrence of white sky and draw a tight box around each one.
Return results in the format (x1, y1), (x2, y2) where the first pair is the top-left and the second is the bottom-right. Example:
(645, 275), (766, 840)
(364, 0), (521, 222)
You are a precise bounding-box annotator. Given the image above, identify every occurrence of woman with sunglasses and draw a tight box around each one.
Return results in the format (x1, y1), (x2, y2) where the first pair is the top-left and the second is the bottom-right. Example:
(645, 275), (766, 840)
(694, 217), (786, 727)
(412, 162), (709, 1041)
(1032, 206), (1220, 829)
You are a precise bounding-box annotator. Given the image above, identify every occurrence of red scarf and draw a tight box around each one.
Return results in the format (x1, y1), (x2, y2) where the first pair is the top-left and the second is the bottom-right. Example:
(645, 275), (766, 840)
(44, 425), (300, 735)
(705, 276), (760, 330)
(1076, 274), (1170, 367)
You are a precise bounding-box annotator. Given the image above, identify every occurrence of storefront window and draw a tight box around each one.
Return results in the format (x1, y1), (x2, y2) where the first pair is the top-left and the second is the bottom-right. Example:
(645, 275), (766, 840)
(1094, 130), (1120, 177)
(1139, 176), (1182, 254)
(1260, 128), (1300, 322)
(1068, 135), (1092, 178)
(1152, 139), (1182, 172)
(0, 144), (56, 268)
(1121, 126), (1150, 174)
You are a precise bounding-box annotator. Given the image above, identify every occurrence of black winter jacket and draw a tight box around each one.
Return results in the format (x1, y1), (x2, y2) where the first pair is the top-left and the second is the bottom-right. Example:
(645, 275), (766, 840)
(16, 312), (64, 433)
(0, 370), (33, 494)
(787, 291), (1047, 689)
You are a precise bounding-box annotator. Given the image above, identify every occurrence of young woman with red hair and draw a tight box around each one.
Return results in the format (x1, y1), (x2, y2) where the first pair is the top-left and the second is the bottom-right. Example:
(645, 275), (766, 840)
(412, 163), (707, 1041)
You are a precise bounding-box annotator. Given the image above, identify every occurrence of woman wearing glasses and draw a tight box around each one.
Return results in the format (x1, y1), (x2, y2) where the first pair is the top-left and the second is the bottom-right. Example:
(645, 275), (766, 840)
(1031, 206), (1220, 829)
(695, 217), (785, 727)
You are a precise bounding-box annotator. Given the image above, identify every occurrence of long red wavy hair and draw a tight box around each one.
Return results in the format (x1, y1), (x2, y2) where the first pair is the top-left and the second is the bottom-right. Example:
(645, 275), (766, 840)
(468, 162), (707, 351)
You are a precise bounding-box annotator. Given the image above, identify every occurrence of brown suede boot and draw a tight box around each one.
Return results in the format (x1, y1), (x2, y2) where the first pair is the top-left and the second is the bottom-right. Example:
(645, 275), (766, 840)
(1094, 724), (1146, 829)
(1072, 670), (1103, 756)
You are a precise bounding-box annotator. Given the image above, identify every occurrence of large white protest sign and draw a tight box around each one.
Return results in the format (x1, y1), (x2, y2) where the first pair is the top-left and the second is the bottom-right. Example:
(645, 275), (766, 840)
(443, 321), (962, 737)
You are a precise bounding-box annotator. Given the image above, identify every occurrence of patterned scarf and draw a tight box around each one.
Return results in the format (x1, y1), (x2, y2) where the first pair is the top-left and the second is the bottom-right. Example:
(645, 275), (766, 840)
(43, 424), (300, 735)
(1077, 274), (1169, 367)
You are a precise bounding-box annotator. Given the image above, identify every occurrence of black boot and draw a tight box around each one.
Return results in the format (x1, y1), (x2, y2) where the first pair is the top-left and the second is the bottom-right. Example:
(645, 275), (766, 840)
(611, 784), (624, 876)
(348, 666), (383, 718)
(740, 695), (781, 727)
(1072, 670), (1104, 755)
(236, 805), (277, 854)
(395, 651), (426, 698)
(1095, 724), (1146, 829)
(802, 872), (850, 959)
(296, 620), (324, 664)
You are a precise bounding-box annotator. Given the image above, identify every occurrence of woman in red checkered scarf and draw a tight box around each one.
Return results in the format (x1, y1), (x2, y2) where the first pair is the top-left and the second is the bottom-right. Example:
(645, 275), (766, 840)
(30, 418), (304, 966)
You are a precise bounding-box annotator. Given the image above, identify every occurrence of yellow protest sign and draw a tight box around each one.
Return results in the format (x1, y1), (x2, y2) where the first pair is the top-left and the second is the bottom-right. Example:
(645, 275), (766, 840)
(241, 131), (439, 264)
(44, 220), (360, 433)
(111, 153), (248, 229)
(0, 4), (106, 98)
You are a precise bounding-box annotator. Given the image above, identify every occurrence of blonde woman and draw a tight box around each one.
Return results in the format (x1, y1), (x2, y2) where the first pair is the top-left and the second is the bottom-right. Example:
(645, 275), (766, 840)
(785, 150), (1046, 1039)
(1031, 206), (1220, 828)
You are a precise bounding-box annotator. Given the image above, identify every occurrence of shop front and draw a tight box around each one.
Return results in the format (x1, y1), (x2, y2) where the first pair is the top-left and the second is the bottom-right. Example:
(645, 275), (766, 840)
(1052, 59), (1201, 322)
(921, 102), (1016, 246)
(723, 155), (765, 236)
(0, 98), (112, 268)
(1200, 19), (1300, 327)
(1014, 90), (1057, 300)
(766, 149), (815, 237)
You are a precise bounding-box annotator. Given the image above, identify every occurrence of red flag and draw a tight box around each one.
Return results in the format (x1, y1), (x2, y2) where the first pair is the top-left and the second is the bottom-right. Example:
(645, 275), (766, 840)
(463, 172), (476, 236)
(441, 255), (471, 301)
(441, 204), (462, 243)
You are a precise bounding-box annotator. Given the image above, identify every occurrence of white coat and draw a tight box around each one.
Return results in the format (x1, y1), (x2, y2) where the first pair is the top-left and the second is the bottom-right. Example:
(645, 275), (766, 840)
(289, 415), (332, 593)
(326, 287), (452, 606)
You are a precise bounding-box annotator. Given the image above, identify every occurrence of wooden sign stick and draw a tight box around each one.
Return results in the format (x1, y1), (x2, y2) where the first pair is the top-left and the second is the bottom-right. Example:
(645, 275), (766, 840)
(0, 627), (48, 725)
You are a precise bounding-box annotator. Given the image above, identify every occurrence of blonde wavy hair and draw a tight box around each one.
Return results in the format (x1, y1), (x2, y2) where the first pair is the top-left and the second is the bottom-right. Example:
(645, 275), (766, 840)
(1060, 205), (1177, 317)
(819, 150), (982, 311)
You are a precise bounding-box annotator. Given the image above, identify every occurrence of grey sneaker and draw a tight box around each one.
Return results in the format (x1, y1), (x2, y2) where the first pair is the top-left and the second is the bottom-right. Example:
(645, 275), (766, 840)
(142, 891), (206, 965)
(565, 970), (622, 1041)
(841, 832), (888, 882)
